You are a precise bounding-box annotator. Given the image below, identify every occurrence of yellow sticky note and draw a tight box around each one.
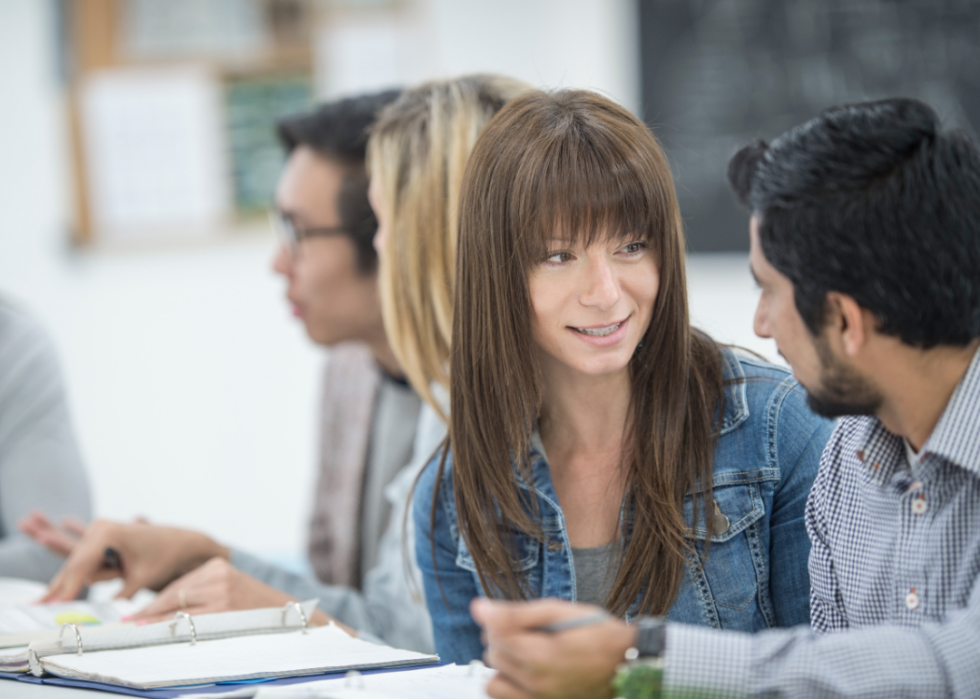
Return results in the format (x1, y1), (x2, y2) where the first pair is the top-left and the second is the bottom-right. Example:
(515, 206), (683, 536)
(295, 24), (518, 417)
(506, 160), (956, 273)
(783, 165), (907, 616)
(54, 612), (101, 626)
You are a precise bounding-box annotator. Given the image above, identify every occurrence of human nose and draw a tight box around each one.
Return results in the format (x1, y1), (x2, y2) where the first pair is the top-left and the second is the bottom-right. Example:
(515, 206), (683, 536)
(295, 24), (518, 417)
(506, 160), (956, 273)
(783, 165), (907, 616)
(272, 243), (292, 277)
(580, 256), (620, 309)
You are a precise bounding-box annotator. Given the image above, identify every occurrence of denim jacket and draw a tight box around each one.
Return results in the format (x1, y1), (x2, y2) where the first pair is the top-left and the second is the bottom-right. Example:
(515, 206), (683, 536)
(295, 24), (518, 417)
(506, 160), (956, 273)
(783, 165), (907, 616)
(414, 349), (835, 664)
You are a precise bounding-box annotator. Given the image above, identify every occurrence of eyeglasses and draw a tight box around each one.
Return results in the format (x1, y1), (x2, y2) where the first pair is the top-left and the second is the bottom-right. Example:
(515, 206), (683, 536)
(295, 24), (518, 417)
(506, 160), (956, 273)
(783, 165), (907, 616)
(269, 210), (349, 255)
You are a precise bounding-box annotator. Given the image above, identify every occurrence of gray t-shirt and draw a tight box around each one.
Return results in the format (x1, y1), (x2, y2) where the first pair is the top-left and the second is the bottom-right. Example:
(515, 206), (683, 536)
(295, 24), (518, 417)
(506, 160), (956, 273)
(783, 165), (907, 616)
(572, 541), (618, 606)
(360, 374), (421, 582)
(0, 302), (91, 581)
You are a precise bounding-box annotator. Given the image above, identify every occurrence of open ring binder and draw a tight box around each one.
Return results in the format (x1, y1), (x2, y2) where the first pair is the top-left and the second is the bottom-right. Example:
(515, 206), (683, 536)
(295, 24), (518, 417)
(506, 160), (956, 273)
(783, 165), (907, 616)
(169, 611), (197, 646)
(16, 599), (438, 690)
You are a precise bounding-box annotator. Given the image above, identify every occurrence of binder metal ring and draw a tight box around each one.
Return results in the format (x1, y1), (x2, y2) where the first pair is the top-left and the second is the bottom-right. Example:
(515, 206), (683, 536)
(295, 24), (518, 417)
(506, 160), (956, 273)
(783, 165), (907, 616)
(28, 648), (41, 676)
(59, 622), (83, 656)
(169, 611), (198, 646)
(344, 670), (365, 689)
(281, 601), (309, 634)
(468, 659), (486, 677)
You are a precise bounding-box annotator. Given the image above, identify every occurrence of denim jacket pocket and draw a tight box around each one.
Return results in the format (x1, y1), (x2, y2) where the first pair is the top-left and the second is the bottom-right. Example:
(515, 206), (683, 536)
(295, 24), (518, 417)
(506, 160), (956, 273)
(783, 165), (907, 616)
(677, 476), (771, 628)
(685, 476), (766, 542)
(456, 529), (541, 574)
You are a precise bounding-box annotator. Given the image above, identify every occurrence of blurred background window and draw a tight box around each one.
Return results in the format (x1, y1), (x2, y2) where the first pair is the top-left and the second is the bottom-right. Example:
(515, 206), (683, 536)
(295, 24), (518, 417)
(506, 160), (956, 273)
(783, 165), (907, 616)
(62, 0), (316, 247)
(640, 0), (980, 251)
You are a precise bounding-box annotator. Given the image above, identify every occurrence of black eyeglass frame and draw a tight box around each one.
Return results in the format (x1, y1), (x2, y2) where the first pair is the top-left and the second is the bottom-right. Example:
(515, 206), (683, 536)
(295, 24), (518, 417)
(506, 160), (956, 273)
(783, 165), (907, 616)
(269, 210), (350, 253)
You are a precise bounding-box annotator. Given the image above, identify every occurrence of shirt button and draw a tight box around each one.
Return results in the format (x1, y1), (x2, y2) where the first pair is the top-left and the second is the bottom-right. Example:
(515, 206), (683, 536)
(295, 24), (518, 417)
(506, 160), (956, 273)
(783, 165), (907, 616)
(906, 589), (920, 610)
(912, 497), (928, 515)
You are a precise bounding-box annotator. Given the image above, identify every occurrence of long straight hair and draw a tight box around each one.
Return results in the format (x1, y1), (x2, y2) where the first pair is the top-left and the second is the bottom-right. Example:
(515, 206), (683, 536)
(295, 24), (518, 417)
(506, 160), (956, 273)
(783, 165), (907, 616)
(366, 75), (531, 416)
(441, 90), (725, 617)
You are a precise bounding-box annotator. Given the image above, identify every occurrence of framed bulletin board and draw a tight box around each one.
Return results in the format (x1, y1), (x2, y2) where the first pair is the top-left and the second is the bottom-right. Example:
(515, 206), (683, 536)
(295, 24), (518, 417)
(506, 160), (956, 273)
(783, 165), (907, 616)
(63, 0), (316, 246)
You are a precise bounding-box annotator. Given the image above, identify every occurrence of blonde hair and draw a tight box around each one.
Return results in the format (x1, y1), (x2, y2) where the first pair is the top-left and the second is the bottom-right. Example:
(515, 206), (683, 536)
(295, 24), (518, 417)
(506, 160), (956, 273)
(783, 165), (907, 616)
(367, 74), (531, 417)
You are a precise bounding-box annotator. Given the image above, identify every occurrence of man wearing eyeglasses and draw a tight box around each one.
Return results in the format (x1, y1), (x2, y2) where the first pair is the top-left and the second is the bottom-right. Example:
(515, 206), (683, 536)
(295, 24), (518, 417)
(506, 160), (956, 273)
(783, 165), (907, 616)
(23, 91), (436, 653)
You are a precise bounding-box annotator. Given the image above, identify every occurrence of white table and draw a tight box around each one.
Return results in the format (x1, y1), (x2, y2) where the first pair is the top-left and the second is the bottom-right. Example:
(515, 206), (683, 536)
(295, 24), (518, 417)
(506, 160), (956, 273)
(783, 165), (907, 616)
(0, 681), (107, 698)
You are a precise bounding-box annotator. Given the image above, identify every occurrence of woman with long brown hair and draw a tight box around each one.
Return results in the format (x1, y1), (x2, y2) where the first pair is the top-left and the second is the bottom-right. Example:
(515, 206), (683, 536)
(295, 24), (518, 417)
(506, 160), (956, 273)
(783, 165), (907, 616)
(413, 89), (835, 664)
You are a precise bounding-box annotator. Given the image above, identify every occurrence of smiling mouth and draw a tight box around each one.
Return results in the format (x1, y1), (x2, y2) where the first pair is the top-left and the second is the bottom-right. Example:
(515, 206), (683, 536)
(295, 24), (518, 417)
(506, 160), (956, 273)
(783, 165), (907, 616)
(573, 321), (624, 337)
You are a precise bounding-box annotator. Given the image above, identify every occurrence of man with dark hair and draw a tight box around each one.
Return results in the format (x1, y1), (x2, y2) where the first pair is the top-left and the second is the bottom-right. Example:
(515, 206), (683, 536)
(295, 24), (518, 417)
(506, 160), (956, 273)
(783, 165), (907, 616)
(469, 98), (980, 698)
(275, 91), (399, 278)
(24, 91), (435, 653)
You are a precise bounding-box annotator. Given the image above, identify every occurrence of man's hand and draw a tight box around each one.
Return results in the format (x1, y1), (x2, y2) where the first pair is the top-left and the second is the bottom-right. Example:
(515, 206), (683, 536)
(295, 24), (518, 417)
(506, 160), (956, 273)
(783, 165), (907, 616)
(472, 598), (637, 699)
(130, 558), (350, 635)
(40, 519), (229, 602)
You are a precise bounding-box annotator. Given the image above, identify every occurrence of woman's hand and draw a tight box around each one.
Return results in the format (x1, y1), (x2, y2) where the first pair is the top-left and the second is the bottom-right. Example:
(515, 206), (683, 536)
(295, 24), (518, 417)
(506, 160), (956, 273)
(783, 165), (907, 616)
(472, 598), (636, 699)
(19, 510), (87, 558)
(130, 558), (351, 635)
(40, 519), (229, 602)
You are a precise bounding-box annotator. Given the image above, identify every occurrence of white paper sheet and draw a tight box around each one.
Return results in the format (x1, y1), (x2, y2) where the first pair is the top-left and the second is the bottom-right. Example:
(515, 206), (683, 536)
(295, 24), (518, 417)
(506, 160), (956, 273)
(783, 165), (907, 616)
(0, 600), (138, 636)
(250, 664), (494, 699)
(80, 66), (232, 244)
(0, 578), (46, 606)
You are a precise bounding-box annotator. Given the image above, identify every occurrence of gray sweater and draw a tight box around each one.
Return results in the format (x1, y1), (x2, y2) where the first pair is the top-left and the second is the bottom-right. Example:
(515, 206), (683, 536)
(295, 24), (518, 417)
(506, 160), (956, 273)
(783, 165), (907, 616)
(228, 395), (446, 654)
(0, 302), (91, 581)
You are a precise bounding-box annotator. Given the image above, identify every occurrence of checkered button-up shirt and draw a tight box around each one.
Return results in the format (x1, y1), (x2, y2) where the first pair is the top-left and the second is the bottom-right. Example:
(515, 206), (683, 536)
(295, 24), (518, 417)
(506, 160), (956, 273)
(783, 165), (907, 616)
(662, 346), (980, 698)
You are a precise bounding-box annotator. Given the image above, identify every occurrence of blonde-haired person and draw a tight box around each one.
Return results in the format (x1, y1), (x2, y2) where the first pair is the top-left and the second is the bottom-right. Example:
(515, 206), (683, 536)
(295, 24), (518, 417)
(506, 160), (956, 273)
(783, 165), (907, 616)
(360, 74), (532, 562)
(368, 74), (530, 419)
(413, 89), (836, 666)
(355, 73), (531, 634)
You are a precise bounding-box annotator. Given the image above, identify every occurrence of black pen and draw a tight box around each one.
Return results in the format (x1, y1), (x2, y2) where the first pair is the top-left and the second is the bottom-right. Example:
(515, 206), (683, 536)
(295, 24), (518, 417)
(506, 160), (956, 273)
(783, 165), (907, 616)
(103, 546), (122, 571)
(533, 610), (611, 634)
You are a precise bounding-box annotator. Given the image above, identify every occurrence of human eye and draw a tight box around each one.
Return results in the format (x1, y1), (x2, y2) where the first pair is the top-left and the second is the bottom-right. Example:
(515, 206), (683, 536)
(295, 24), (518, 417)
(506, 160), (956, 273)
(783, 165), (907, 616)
(542, 250), (574, 266)
(618, 240), (647, 257)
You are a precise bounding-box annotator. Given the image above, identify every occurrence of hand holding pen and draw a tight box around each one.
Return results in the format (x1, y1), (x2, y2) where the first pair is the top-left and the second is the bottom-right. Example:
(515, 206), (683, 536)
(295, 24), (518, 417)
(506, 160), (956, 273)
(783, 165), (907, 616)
(38, 519), (231, 602)
(471, 598), (638, 699)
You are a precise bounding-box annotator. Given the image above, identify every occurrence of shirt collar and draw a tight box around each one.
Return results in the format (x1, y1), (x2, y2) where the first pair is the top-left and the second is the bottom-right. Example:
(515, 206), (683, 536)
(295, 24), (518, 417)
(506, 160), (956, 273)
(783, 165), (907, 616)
(920, 344), (980, 476)
(858, 344), (980, 484)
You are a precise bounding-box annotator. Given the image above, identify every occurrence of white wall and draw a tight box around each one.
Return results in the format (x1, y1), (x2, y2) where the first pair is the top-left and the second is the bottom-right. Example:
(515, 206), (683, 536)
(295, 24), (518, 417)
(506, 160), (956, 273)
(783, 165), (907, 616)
(426, 0), (641, 112)
(0, 1), (322, 566)
(688, 254), (781, 364)
(317, 0), (641, 114)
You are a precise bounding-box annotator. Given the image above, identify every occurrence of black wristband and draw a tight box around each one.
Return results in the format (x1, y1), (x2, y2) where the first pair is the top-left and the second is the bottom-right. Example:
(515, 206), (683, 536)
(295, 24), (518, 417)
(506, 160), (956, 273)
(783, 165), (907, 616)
(634, 617), (666, 658)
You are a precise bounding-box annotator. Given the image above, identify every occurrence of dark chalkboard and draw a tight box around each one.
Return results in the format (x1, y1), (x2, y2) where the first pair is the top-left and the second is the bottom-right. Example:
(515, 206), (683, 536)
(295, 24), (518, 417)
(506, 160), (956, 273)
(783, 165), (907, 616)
(639, 0), (980, 252)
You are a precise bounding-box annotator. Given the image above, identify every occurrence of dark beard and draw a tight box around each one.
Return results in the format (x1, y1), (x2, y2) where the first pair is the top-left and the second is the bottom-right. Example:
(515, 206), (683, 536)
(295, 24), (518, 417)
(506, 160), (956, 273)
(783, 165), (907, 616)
(803, 335), (883, 419)
(805, 389), (879, 419)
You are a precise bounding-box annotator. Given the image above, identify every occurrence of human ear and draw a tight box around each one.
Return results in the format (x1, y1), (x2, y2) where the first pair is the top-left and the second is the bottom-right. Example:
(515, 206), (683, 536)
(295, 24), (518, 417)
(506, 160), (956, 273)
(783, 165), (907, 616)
(826, 292), (868, 358)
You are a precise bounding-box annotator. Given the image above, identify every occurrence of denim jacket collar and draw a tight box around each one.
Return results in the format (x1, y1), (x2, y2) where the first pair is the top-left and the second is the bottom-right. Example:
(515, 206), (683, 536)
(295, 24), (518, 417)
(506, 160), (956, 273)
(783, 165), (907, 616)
(717, 348), (750, 436)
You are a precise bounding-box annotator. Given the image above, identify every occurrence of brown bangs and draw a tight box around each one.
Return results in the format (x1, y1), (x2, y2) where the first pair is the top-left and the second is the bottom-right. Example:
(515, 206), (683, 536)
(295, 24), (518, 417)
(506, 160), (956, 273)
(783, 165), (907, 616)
(486, 91), (676, 268)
